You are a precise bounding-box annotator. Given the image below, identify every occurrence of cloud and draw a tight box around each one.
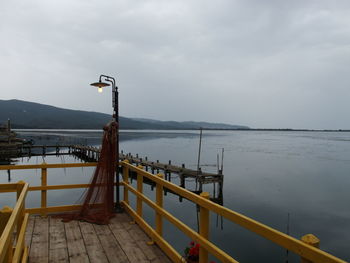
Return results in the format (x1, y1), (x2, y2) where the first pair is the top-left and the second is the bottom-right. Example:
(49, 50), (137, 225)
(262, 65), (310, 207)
(1, 0), (350, 129)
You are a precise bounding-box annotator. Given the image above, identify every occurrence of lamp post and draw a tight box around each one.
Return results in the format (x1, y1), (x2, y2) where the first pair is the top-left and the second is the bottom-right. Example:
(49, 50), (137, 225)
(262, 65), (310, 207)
(90, 74), (122, 213)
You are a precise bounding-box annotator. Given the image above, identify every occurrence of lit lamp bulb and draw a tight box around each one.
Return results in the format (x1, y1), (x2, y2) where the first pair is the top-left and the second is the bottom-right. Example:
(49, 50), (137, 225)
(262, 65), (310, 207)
(98, 87), (103, 93)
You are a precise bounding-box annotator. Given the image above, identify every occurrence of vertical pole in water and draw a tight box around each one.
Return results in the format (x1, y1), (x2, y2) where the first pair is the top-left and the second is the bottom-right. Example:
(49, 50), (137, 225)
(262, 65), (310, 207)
(7, 118), (11, 144)
(221, 148), (224, 173)
(197, 127), (203, 172)
(196, 127), (203, 191)
(285, 213), (290, 263)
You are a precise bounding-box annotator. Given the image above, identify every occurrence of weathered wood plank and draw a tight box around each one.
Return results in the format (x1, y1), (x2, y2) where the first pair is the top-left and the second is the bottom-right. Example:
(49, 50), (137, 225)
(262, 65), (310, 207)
(129, 223), (171, 263)
(109, 215), (150, 263)
(79, 221), (109, 263)
(92, 222), (129, 263)
(29, 216), (49, 263)
(25, 215), (34, 249)
(64, 220), (89, 263)
(116, 214), (171, 263)
(49, 217), (68, 263)
(49, 248), (69, 263)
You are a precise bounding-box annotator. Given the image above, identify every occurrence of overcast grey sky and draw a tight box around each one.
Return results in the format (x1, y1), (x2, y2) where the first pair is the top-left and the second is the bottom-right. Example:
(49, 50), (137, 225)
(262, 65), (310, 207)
(1, 0), (350, 129)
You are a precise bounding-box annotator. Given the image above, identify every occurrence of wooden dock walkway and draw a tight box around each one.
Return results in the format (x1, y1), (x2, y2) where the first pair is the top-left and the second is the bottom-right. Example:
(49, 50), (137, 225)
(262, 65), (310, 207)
(26, 213), (172, 263)
(13, 144), (224, 205)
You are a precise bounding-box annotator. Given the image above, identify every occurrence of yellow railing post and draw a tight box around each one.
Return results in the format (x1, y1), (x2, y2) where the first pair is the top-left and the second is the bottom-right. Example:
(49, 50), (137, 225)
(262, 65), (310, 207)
(16, 181), (26, 241)
(122, 161), (130, 204)
(0, 206), (13, 263)
(155, 173), (164, 237)
(0, 206), (12, 236)
(301, 234), (320, 263)
(41, 163), (47, 217)
(136, 165), (144, 218)
(199, 192), (210, 263)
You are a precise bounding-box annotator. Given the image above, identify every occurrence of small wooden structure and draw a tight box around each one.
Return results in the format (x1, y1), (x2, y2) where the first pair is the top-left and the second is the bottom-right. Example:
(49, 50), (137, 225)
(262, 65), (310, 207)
(0, 120), (32, 162)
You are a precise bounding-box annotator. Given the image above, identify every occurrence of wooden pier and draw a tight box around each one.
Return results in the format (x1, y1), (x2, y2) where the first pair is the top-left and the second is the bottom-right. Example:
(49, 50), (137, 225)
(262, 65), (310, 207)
(69, 145), (224, 205)
(26, 214), (171, 263)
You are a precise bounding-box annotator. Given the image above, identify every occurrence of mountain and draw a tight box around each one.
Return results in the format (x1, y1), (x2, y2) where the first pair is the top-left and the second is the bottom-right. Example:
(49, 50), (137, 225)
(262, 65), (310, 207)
(0, 99), (249, 130)
(131, 118), (248, 130)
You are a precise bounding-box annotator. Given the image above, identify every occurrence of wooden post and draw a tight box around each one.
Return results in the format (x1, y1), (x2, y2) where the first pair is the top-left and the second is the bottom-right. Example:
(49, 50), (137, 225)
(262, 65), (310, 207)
(41, 163), (47, 217)
(179, 173), (185, 202)
(0, 206), (13, 262)
(199, 192), (210, 263)
(136, 165), (144, 218)
(155, 173), (164, 237)
(122, 161), (130, 205)
(301, 234), (320, 263)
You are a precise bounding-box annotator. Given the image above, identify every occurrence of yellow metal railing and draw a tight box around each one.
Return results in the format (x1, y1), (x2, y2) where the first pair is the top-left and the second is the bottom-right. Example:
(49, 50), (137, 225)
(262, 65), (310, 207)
(0, 163), (97, 216)
(0, 162), (347, 263)
(120, 161), (347, 263)
(0, 182), (29, 263)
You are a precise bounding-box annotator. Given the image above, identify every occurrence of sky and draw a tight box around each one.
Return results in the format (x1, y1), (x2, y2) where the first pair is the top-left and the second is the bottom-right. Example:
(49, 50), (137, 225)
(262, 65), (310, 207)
(1, 0), (350, 129)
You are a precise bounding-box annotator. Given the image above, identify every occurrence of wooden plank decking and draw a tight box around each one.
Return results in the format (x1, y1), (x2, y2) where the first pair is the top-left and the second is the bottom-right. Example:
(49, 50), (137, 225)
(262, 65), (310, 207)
(25, 213), (172, 263)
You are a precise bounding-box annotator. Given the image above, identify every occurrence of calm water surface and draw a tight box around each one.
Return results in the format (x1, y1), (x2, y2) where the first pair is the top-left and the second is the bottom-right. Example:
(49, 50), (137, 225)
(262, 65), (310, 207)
(1, 130), (349, 262)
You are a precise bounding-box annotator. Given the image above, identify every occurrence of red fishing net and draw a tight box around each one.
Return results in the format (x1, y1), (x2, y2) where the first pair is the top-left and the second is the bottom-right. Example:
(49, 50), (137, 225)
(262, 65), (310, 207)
(57, 121), (117, 224)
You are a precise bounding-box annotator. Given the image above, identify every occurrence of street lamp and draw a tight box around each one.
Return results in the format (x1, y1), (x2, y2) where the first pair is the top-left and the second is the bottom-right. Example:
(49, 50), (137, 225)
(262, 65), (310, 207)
(90, 74), (122, 213)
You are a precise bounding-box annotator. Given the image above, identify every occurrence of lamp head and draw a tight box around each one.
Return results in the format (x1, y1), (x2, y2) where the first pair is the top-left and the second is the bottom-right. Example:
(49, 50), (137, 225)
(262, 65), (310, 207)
(90, 81), (110, 93)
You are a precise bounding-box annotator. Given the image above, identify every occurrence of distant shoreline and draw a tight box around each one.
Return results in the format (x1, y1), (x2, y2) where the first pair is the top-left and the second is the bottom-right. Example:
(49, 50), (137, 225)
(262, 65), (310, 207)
(14, 128), (350, 132)
(204, 128), (350, 132)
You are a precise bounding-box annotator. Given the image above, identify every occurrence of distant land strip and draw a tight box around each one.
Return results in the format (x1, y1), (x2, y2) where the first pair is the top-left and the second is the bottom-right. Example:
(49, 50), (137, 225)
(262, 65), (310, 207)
(0, 99), (248, 130)
(1, 99), (348, 132)
(202, 128), (350, 132)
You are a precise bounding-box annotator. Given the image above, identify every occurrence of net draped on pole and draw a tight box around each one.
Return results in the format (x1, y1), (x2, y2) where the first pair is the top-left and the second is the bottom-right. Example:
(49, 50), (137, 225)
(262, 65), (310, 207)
(58, 121), (117, 224)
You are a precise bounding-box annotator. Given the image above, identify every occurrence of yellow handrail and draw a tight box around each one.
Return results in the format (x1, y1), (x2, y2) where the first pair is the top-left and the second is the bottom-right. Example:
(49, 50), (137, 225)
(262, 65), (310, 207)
(0, 162), (347, 263)
(121, 161), (347, 263)
(0, 163), (97, 170)
(0, 182), (29, 263)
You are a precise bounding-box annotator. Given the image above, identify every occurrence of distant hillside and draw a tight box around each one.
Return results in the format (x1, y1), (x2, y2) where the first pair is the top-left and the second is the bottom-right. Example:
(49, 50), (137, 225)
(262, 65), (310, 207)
(131, 118), (248, 130)
(0, 99), (249, 130)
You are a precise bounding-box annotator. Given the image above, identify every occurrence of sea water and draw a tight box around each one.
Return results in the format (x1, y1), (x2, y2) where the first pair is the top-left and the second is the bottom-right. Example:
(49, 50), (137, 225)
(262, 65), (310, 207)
(1, 130), (349, 262)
